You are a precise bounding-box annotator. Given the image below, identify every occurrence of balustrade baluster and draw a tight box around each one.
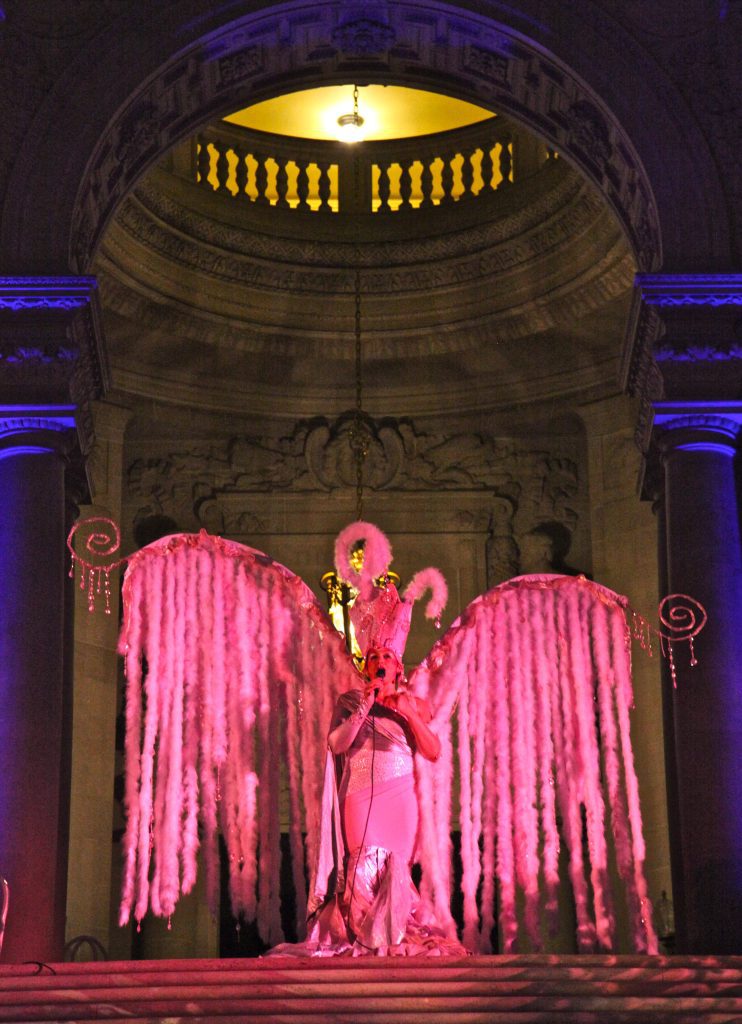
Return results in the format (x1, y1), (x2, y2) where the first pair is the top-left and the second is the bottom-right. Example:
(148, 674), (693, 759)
(196, 136), (211, 189)
(296, 161), (310, 209)
(317, 162), (332, 212)
(377, 162), (391, 212)
(480, 144), (494, 194)
(399, 162), (413, 210)
(215, 142), (230, 194)
(194, 118), (523, 215)
(420, 159), (434, 206)
(254, 153), (269, 204)
(234, 145), (248, 198)
(461, 150), (474, 199)
(275, 160), (290, 208)
(499, 136), (513, 186)
(440, 157), (454, 204)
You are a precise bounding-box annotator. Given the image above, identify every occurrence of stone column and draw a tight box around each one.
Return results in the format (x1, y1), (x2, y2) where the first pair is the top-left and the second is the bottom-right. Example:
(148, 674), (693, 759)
(66, 401), (131, 957)
(0, 409), (76, 963)
(653, 403), (742, 954)
(579, 395), (670, 947)
(0, 276), (108, 962)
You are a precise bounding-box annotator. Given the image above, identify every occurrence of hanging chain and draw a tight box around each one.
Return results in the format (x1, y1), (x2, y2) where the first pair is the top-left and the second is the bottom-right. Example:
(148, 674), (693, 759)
(352, 265), (367, 521)
(347, 134), (369, 523)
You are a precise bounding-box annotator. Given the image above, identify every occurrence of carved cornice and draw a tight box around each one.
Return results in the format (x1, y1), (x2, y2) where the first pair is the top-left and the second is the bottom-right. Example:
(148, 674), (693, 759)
(133, 161), (589, 270)
(651, 403), (742, 462)
(654, 342), (742, 364)
(621, 290), (665, 453)
(0, 409), (76, 434)
(636, 274), (742, 307)
(653, 403), (742, 438)
(0, 276), (110, 456)
(98, 251), (632, 363)
(0, 276), (98, 310)
(332, 16), (397, 55)
(624, 274), (742, 459)
(97, 169), (632, 361)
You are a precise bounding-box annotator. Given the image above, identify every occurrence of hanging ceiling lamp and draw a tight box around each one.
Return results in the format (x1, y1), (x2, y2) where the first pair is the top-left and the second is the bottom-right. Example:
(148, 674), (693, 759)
(336, 84), (365, 143)
(320, 245), (398, 659)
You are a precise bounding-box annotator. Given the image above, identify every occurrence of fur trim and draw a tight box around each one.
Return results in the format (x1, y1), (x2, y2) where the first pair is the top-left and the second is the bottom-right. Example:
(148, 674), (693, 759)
(334, 521), (392, 591)
(403, 567), (448, 620)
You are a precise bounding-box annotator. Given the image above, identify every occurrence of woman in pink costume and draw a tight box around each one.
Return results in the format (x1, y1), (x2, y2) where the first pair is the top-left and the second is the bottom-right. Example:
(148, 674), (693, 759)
(304, 616), (465, 955)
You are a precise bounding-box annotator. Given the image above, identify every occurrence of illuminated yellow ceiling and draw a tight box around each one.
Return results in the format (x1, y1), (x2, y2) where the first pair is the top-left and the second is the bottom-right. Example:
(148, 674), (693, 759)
(224, 84), (493, 141)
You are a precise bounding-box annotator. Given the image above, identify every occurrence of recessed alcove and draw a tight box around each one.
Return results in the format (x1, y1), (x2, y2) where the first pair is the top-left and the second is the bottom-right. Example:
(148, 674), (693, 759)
(81, 77), (661, 961)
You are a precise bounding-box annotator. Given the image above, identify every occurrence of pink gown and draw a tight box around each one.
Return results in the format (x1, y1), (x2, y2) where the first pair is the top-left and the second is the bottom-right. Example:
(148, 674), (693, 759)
(300, 689), (465, 956)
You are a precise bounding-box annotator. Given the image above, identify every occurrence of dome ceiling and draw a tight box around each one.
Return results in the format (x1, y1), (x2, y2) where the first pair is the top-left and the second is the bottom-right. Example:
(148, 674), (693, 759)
(95, 112), (636, 426)
(224, 84), (493, 141)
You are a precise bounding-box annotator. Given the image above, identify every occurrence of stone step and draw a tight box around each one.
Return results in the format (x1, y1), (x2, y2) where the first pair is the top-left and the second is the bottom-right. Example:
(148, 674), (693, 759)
(1, 955), (740, 1024)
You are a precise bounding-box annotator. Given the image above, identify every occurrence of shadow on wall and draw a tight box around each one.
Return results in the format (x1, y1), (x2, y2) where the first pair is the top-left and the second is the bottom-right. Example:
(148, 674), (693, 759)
(518, 521), (590, 578)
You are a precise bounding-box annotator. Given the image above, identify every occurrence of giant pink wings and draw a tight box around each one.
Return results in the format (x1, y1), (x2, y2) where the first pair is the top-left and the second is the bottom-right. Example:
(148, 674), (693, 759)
(115, 524), (658, 952)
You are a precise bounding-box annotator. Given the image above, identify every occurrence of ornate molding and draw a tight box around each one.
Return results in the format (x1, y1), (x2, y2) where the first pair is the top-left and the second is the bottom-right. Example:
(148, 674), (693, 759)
(98, 170), (632, 361)
(0, 276), (110, 460)
(654, 342), (742, 363)
(636, 274), (742, 307)
(123, 164), (599, 279)
(0, 409), (77, 434)
(624, 274), (742, 465)
(331, 16), (396, 55)
(652, 402), (742, 443)
(108, 186), (615, 296)
(0, 276), (98, 310)
(126, 413), (580, 538)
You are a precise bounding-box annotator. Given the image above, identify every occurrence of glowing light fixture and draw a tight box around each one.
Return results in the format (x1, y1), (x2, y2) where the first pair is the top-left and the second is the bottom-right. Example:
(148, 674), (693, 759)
(336, 85), (365, 143)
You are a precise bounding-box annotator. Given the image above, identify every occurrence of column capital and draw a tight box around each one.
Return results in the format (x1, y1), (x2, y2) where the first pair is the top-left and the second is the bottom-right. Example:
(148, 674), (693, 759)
(624, 274), (742, 498)
(0, 404), (77, 459)
(0, 275), (110, 463)
(652, 401), (742, 458)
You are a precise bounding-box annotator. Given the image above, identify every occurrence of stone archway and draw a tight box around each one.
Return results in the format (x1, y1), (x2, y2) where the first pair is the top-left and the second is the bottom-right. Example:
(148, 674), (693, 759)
(2, 1), (730, 277)
(68, 1), (666, 274)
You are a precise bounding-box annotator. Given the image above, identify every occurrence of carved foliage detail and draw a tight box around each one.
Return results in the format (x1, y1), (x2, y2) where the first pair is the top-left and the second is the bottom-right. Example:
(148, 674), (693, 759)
(332, 18), (396, 55)
(127, 414), (580, 541)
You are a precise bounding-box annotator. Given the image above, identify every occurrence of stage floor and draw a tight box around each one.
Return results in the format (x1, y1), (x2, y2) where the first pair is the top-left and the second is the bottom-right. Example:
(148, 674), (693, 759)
(1, 953), (742, 1023)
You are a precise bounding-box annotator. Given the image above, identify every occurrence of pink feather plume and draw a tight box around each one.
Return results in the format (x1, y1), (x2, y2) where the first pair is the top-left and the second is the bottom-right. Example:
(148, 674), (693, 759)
(403, 567), (448, 621)
(334, 520), (392, 595)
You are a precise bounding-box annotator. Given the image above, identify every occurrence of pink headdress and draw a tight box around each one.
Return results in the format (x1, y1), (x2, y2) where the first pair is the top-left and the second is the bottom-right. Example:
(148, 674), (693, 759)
(334, 522), (448, 662)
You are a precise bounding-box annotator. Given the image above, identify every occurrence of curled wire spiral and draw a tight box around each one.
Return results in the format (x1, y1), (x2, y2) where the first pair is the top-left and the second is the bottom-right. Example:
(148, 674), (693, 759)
(657, 593), (707, 686)
(657, 593), (707, 643)
(67, 516), (126, 614)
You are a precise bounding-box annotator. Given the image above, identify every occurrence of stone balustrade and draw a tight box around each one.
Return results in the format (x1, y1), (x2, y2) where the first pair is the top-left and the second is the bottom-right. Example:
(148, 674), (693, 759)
(185, 117), (552, 214)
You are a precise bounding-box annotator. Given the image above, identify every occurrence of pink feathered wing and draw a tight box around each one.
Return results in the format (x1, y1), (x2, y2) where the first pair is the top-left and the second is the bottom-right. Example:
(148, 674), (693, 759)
(117, 531), (357, 943)
(409, 573), (658, 955)
(118, 527), (657, 956)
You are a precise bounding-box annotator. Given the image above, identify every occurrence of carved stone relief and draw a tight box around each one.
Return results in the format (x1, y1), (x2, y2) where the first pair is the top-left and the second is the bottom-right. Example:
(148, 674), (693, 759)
(126, 412), (582, 575)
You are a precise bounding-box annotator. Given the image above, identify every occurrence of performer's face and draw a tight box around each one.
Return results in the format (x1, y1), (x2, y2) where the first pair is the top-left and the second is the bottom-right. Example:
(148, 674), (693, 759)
(366, 647), (401, 691)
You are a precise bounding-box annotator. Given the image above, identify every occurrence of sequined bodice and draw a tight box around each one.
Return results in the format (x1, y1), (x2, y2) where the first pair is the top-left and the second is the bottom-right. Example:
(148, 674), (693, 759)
(344, 746), (414, 794)
(343, 713), (414, 794)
